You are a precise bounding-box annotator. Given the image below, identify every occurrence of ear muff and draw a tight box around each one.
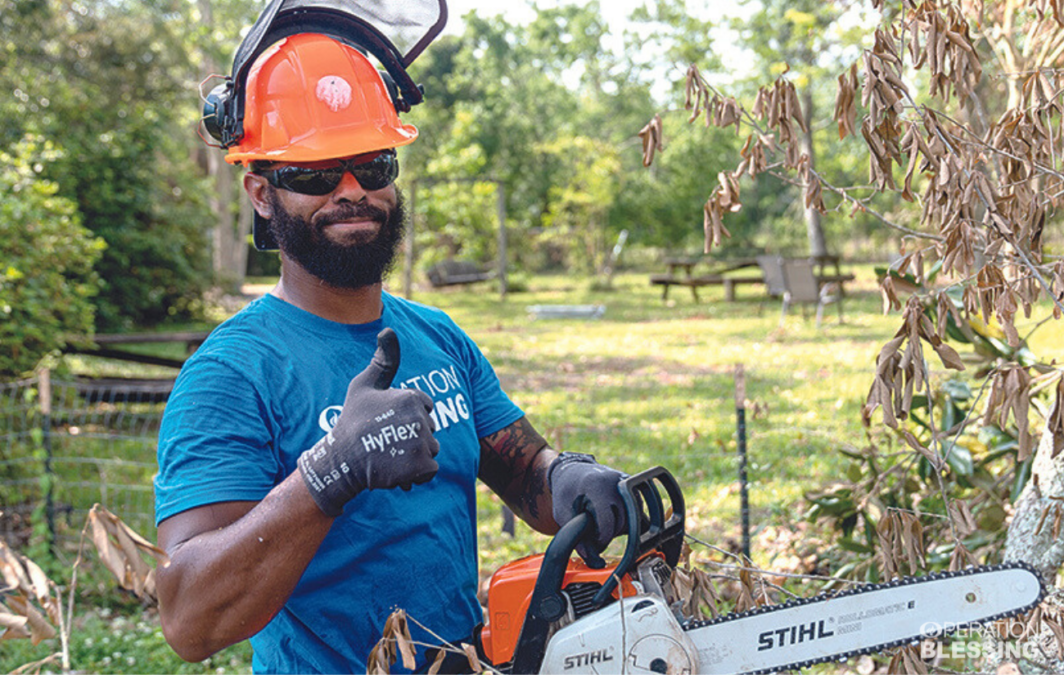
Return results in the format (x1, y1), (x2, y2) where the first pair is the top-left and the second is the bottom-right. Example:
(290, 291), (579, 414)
(201, 82), (236, 146)
(377, 69), (405, 113)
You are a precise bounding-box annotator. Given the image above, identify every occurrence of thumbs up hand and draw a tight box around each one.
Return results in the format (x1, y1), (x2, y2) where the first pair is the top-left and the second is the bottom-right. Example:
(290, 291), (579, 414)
(298, 328), (440, 517)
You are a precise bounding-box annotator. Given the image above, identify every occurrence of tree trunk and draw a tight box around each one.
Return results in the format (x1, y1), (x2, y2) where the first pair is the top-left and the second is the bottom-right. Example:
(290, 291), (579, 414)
(800, 87), (828, 258)
(1005, 422), (1064, 580)
(986, 417), (1064, 672)
(200, 0), (246, 293)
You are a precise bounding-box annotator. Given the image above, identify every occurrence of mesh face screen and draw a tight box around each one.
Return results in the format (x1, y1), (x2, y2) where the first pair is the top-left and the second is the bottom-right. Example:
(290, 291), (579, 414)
(344, 0), (446, 63)
(255, 0), (445, 65)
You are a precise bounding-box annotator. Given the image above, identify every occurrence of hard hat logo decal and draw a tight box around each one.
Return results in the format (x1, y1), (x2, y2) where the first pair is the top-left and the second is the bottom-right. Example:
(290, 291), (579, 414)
(316, 76), (353, 112)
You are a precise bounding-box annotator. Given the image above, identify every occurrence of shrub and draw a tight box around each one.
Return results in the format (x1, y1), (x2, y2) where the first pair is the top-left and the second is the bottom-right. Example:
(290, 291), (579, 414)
(0, 136), (105, 377)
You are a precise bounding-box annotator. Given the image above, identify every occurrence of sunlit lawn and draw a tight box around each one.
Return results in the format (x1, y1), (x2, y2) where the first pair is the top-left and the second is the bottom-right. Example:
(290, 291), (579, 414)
(23, 262), (1061, 674)
(407, 266), (1064, 574)
(405, 266), (903, 569)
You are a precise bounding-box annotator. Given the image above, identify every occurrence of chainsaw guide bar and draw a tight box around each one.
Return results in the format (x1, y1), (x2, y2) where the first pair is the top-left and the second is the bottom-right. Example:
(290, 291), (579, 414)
(682, 561), (1045, 675)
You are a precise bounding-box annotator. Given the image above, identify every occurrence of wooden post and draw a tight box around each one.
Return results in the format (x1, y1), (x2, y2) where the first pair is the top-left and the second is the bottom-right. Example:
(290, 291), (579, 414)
(39, 368), (56, 551)
(404, 180), (417, 300)
(496, 181), (507, 300)
(735, 364), (751, 561)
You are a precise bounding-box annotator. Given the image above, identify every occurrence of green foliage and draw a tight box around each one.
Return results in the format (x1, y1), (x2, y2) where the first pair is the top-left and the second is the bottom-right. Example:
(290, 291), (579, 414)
(1, 0), (213, 332)
(404, 4), (671, 272)
(627, 0), (720, 74)
(616, 120), (751, 251)
(0, 606), (252, 674)
(0, 137), (104, 377)
(537, 135), (622, 273)
(805, 285), (1051, 580)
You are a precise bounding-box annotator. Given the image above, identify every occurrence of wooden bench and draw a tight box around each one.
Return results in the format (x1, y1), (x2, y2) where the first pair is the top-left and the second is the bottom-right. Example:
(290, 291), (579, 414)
(426, 260), (494, 288)
(64, 331), (211, 369)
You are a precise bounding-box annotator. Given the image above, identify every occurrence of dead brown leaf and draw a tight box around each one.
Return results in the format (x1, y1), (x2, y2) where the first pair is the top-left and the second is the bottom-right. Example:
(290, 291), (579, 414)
(462, 643), (482, 673)
(0, 539), (59, 644)
(88, 504), (168, 604)
(638, 114), (664, 168)
(1047, 375), (1064, 459)
(426, 649), (447, 675)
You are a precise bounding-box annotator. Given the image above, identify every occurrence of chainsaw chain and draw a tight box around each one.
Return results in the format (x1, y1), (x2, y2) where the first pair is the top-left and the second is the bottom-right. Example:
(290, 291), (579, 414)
(680, 561), (1046, 675)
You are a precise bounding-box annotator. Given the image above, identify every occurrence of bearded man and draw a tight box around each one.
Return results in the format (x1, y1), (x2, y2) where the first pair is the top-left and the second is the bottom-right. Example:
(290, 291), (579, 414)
(152, 28), (630, 675)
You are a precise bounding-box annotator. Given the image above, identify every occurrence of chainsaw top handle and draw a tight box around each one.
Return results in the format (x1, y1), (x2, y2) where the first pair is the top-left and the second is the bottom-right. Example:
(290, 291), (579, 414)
(591, 466), (685, 606)
(510, 466), (685, 674)
(530, 466), (686, 619)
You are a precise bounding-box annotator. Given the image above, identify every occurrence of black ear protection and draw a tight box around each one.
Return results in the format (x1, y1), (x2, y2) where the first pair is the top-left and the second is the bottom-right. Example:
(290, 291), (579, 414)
(201, 0), (442, 251)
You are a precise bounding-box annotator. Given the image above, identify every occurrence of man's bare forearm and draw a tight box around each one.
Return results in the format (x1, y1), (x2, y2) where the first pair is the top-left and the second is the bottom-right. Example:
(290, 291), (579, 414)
(155, 472), (333, 662)
(478, 416), (559, 534)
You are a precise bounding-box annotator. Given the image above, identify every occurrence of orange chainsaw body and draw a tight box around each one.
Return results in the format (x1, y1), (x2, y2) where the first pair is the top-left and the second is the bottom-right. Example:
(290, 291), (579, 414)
(480, 552), (650, 666)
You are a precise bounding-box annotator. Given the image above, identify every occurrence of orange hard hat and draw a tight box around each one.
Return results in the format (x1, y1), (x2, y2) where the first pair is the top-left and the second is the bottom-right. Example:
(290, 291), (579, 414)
(225, 33), (418, 165)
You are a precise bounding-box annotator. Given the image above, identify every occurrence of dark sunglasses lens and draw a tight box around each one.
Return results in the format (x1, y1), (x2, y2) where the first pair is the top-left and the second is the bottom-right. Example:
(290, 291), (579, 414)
(350, 153), (398, 190)
(268, 152), (398, 195)
(277, 167), (343, 195)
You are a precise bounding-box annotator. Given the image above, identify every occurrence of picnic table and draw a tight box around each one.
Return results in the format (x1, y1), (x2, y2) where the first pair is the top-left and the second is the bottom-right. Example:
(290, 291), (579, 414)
(650, 257), (762, 302)
(650, 256), (854, 303)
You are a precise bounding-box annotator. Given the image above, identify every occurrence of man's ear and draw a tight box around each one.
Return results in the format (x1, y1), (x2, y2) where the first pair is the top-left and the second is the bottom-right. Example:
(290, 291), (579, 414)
(244, 172), (274, 219)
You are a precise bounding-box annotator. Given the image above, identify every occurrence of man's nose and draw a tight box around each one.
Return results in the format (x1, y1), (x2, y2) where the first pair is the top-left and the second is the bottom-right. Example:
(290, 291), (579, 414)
(331, 169), (368, 201)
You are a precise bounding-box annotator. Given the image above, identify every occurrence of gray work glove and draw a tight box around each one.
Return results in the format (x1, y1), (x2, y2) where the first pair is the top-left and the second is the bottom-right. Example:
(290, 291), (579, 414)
(298, 328), (440, 517)
(549, 452), (629, 569)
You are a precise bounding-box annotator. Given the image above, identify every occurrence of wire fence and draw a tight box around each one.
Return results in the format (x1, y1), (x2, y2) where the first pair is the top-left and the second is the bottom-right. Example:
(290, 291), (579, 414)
(0, 372), (169, 554)
(0, 361), (869, 559)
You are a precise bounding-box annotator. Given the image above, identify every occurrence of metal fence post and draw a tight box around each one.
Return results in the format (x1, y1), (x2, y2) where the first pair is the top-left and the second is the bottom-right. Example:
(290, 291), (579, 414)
(735, 364), (751, 561)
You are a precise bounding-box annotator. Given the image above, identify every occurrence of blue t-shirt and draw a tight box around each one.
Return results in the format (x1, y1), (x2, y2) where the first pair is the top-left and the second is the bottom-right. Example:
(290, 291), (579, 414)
(154, 292), (524, 673)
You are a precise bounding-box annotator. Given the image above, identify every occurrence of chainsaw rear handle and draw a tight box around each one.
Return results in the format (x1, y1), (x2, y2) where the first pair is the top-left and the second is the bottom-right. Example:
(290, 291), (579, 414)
(591, 466), (685, 607)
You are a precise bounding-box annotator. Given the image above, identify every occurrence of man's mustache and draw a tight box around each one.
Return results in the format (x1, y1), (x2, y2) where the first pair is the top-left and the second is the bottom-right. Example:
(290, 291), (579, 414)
(313, 203), (389, 229)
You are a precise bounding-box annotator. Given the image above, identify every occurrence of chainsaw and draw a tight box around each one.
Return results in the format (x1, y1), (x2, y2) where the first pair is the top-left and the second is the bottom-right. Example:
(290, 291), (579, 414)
(477, 467), (1045, 674)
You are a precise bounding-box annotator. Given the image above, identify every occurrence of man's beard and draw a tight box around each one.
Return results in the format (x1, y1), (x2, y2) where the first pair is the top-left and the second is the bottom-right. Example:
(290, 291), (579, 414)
(267, 190), (406, 290)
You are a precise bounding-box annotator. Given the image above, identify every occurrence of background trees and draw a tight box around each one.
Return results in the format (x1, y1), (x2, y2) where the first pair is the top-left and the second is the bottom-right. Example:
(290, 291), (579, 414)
(3, 0), (859, 364)
(0, 137), (103, 377)
(1, 0), (215, 334)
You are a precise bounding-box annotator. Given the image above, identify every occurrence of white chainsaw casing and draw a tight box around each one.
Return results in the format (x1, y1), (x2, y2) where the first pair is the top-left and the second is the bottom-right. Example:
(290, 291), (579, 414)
(539, 594), (700, 674)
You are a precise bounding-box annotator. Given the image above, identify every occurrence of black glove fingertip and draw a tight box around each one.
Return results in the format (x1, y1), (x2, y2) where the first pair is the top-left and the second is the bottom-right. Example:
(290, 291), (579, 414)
(577, 543), (607, 569)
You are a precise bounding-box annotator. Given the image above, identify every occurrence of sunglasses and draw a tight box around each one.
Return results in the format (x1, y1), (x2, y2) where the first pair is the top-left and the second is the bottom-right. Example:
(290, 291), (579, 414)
(257, 150), (399, 196)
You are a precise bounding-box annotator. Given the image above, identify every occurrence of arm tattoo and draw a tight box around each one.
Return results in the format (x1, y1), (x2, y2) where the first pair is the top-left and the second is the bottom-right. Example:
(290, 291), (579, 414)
(479, 417), (554, 527)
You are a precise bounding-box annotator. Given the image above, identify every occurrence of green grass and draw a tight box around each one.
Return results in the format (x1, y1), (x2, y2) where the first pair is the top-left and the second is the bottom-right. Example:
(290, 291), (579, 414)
(0, 605), (252, 675)
(6, 264), (1062, 673)
(434, 268), (904, 562)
